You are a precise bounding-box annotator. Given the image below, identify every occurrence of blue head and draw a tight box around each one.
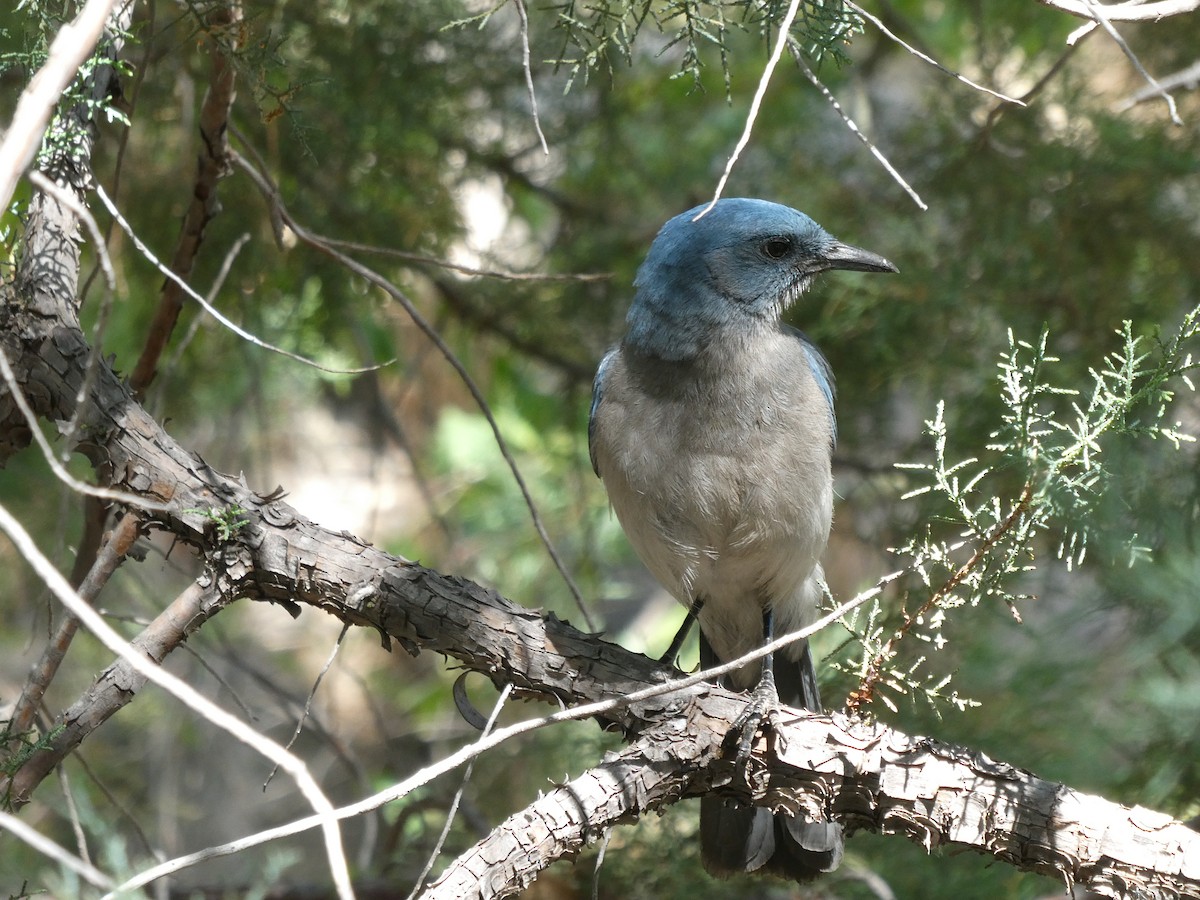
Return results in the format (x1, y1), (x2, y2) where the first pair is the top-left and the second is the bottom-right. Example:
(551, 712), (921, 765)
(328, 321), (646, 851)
(625, 198), (896, 360)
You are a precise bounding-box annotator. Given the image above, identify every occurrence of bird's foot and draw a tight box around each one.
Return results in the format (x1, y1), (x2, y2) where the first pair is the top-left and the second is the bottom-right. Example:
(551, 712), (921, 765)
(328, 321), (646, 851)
(659, 598), (705, 668)
(727, 668), (782, 766)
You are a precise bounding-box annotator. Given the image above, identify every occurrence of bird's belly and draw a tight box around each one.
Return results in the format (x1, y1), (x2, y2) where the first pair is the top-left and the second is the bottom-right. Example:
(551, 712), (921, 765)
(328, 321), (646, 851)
(604, 423), (832, 614)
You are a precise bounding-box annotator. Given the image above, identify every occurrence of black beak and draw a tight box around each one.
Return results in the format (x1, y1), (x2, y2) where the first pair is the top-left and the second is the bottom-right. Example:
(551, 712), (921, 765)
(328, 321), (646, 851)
(818, 241), (898, 274)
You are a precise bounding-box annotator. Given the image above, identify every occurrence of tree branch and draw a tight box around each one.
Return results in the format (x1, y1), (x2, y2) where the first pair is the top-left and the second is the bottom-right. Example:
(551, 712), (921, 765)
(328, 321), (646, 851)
(1037, 0), (1200, 21)
(0, 0), (123, 213)
(130, 0), (243, 397)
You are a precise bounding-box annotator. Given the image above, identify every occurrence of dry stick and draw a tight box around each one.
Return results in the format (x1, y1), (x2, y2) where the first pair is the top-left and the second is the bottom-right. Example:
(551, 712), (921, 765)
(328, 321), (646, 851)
(230, 150), (597, 633)
(263, 622), (351, 790)
(793, 48), (927, 211)
(1080, 0), (1183, 125)
(0, 0), (122, 213)
(130, 1), (243, 398)
(848, 483), (1033, 712)
(976, 40), (1085, 145)
(316, 235), (608, 282)
(514, 0), (549, 156)
(56, 766), (92, 868)
(696, 0), (804, 220)
(0, 810), (113, 891)
(106, 582), (888, 896)
(845, 0), (1024, 106)
(91, 181), (392, 377)
(0, 504), (357, 900)
(1037, 0), (1200, 21)
(72, 751), (160, 860)
(9, 512), (142, 736)
(405, 683), (515, 900)
(6, 582), (226, 804)
(151, 232), (252, 418)
(1118, 59), (1200, 110)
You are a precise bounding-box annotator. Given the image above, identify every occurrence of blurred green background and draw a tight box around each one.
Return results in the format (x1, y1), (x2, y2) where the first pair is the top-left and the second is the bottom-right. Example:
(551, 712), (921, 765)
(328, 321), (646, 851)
(1, 1), (1198, 897)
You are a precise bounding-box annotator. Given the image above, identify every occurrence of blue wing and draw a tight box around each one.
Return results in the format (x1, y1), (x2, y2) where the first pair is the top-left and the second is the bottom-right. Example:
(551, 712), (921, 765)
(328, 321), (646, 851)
(588, 349), (617, 477)
(784, 325), (836, 448)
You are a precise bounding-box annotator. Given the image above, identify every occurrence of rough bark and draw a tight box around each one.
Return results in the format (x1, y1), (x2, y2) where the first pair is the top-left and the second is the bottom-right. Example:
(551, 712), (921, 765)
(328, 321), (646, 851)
(0, 12), (1197, 896)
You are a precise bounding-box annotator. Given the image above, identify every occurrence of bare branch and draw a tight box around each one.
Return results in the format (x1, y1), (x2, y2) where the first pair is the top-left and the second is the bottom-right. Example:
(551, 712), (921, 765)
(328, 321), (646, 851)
(424, 725), (696, 900)
(108, 590), (883, 895)
(316, 235), (609, 283)
(0, 810), (114, 891)
(846, 0), (1025, 106)
(406, 683), (515, 900)
(1118, 58), (1200, 109)
(1079, 0), (1184, 124)
(697, 0), (804, 219)
(1038, 0), (1200, 21)
(131, 0), (244, 397)
(793, 49), (928, 210)
(428, 707), (1200, 899)
(230, 147), (597, 632)
(93, 181), (393, 377)
(8, 512), (142, 736)
(514, 0), (549, 156)
(0, 508), (356, 900)
(0, 0), (123, 213)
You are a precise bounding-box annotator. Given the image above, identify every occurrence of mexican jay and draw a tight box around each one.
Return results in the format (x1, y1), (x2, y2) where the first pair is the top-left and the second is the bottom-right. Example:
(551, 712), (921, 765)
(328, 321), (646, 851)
(588, 197), (896, 881)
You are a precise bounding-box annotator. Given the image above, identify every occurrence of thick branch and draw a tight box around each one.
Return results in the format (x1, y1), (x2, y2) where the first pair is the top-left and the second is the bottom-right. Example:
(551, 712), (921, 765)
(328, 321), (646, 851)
(3, 213), (1200, 893)
(425, 723), (704, 900)
(2, 88), (1198, 891)
(429, 701), (1200, 900)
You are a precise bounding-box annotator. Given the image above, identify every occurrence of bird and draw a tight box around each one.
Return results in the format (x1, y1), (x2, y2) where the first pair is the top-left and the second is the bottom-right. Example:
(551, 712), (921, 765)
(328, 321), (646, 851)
(588, 197), (896, 881)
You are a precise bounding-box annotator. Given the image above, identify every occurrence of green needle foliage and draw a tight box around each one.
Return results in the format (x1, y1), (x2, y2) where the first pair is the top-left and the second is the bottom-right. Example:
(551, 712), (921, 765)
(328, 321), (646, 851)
(835, 313), (1200, 717)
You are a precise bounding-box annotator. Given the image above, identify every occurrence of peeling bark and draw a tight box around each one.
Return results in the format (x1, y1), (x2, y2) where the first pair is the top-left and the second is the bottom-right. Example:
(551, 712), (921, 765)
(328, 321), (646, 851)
(0, 11), (1197, 896)
(2, 174), (1198, 895)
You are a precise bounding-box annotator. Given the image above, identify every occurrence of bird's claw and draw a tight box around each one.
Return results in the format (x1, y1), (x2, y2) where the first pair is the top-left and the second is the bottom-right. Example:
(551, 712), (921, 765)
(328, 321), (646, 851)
(727, 669), (781, 767)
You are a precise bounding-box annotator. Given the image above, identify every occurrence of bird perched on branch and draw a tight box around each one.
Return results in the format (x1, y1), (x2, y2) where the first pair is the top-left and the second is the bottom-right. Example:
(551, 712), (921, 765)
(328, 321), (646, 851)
(588, 197), (896, 881)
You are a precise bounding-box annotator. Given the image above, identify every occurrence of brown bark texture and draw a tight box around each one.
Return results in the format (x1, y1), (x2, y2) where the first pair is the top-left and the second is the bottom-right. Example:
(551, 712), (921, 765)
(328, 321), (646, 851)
(1, 12), (1198, 897)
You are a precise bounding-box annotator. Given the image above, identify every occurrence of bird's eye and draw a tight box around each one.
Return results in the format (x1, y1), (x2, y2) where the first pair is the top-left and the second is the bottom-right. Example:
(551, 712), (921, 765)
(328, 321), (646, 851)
(762, 238), (792, 260)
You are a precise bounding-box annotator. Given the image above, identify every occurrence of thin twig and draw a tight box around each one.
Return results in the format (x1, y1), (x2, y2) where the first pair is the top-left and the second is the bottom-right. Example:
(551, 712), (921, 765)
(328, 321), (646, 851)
(1117, 58), (1200, 110)
(1081, 0), (1183, 125)
(845, 0), (1024, 106)
(794, 49), (928, 210)
(318, 235), (608, 282)
(405, 682), (514, 900)
(91, 181), (393, 377)
(264, 622), (351, 790)
(151, 232), (252, 418)
(107, 578), (891, 895)
(976, 41), (1085, 144)
(696, 0), (804, 220)
(230, 148), (597, 632)
(514, 0), (549, 155)
(9, 512), (142, 735)
(57, 766), (92, 869)
(0, 502), (357, 900)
